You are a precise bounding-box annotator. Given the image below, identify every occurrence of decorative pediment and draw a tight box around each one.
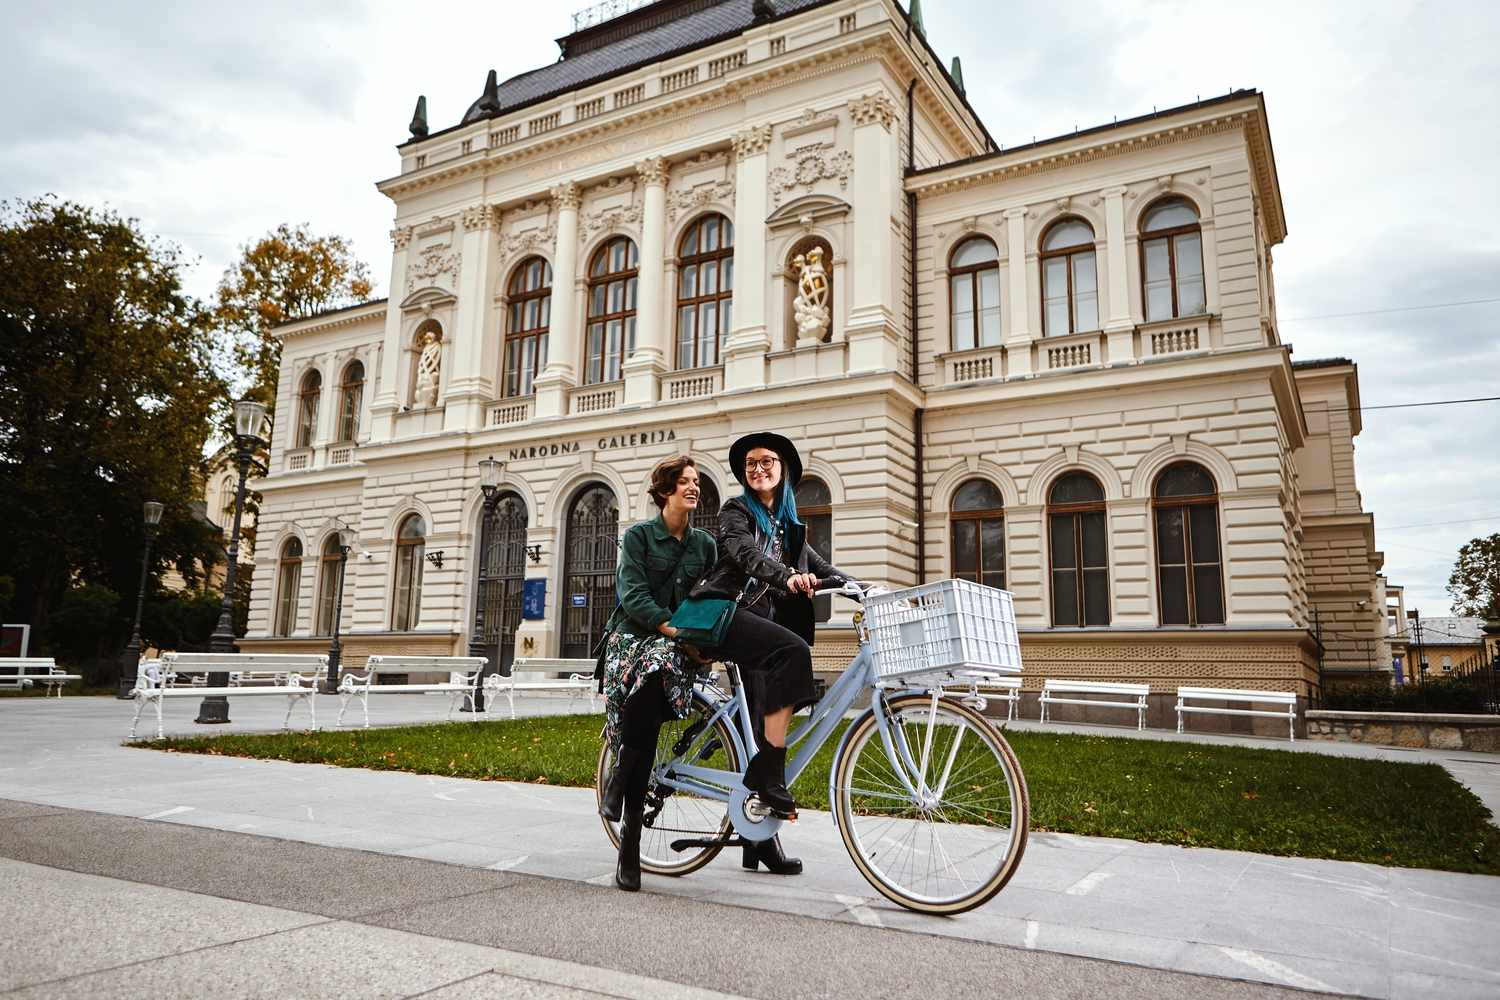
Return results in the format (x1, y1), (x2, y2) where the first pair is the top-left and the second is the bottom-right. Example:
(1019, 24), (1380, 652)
(765, 194), (851, 230)
(399, 285), (457, 311)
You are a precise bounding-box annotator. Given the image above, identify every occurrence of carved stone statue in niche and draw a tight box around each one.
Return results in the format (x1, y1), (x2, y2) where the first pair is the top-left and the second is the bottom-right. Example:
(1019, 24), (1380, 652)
(792, 245), (831, 344)
(415, 330), (442, 406)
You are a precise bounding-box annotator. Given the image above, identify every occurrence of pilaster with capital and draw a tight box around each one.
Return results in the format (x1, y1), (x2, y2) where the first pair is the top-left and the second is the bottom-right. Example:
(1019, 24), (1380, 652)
(1004, 208), (1034, 376)
(445, 204), (498, 428)
(623, 156), (670, 406)
(723, 125), (772, 391)
(533, 183), (581, 419)
(1102, 186), (1134, 363)
(846, 96), (898, 374)
(371, 227), (414, 441)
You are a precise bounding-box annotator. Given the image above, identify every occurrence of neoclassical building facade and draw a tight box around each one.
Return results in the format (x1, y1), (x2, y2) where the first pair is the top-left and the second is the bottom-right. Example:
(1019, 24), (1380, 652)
(246, 0), (1389, 718)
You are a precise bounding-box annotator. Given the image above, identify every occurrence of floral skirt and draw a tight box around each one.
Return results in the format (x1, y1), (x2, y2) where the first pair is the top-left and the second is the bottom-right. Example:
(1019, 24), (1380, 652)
(600, 631), (697, 752)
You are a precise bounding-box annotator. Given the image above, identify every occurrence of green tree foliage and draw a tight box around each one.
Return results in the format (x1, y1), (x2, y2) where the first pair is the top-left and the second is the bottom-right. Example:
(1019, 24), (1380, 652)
(1447, 533), (1500, 620)
(43, 583), (122, 669)
(0, 199), (225, 657)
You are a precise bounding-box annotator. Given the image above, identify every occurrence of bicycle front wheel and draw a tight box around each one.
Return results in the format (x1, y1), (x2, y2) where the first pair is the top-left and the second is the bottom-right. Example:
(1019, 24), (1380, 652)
(597, 687), (741, 876)
(832, 691), (1029, 914)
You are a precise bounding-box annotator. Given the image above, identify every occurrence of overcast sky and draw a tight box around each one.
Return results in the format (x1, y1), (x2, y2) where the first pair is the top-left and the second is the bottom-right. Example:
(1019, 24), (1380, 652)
(4, 0), (1496, 615)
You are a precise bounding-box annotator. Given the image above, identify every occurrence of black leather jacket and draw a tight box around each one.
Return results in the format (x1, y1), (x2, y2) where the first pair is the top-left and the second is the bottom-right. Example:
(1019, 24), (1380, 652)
(694, 494), (848, 645)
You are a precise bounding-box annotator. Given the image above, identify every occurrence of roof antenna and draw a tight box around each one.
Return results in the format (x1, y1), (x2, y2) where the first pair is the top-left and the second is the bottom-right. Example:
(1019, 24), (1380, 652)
(475, 70), (501, 118)
(409, 96), (429, 140)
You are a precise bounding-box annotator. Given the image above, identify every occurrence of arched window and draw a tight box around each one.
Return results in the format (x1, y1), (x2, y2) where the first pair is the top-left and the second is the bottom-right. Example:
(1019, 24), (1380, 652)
(504, 257), (551, 397)
(951, 479), (1005, 589)
(795, 477), (834, 623)
(393, 514), (426, 631)
(337, 362), (364, 443)
(562, 485), (620, 657)
(586, 237), (639, 384)
(296, 371), (321, 448)
(1153, 463), (1224, 625)
(949, 238), (1001, 351)
(1141, 199), (1206, 323)
(1040, 219), (1099, 336)
(1048, 473), (1108, 626)
(274, 537), (304, 636)
(677, 214), (735, 369)
(476, 494), (528, 672)
(692, 476), (722, 539)
(315, 534), (343, 636)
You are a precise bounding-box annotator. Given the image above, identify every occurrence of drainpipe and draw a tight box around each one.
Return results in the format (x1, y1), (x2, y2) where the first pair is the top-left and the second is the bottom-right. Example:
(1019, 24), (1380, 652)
(906, 78), (924, 584)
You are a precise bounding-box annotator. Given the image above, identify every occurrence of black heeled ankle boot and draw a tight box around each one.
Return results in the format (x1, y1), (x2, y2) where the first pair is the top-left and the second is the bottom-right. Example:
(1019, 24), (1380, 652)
(743, 745), (797, 819)
(742, 834), (803, 875)
(599, 746), (638, 822)
(616, 808), (643, 892)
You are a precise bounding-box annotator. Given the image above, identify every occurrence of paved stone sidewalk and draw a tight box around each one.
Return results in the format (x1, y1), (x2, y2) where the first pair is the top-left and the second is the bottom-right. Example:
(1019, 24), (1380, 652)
(2, 696), (1497, 999)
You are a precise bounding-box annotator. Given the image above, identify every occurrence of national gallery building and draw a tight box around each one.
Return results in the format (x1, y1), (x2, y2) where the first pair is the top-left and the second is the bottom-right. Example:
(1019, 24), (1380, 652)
(245, 0), (1390, 717)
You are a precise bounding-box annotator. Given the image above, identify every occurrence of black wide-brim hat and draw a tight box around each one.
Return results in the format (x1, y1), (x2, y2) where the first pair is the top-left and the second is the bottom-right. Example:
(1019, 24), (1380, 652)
(729, 432), (803, 490)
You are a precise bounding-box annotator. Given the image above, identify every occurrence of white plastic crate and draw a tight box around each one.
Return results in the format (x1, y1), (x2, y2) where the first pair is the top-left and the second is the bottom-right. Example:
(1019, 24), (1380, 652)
(864, 579), (1022, 681)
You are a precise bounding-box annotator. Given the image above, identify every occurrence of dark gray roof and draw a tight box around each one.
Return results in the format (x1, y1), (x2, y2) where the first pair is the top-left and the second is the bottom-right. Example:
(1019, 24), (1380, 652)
(1415, 617), (1487, 644)
(451, 0), (835, 132)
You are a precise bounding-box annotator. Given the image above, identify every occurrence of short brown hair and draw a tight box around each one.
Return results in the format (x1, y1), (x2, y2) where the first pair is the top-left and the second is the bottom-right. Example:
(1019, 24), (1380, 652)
(649, 455), (697, 508)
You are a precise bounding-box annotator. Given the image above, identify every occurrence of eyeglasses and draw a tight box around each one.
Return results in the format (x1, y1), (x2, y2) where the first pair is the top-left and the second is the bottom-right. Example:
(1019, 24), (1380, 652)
(744, 457), (780, 472)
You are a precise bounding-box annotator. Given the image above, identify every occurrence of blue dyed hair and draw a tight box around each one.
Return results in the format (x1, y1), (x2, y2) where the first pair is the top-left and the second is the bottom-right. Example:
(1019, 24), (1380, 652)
(746, 478), (803, 544)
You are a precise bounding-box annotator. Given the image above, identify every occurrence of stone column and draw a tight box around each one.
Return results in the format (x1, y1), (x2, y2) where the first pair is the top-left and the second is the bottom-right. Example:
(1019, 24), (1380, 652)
(1102, 185), (1134, 364)
(723, 124), (772, 391)
(533, 183), (581, 419)
(623, 156), (669, 406)
(370, 225), (413, 442)
(1004, 208), (1034, 376)
(846, 93), (899, 374)
(446, 204), (496, 428)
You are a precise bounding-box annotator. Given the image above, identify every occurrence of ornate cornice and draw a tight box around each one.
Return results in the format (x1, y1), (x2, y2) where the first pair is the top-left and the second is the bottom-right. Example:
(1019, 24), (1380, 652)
(848, 93), (897, 131)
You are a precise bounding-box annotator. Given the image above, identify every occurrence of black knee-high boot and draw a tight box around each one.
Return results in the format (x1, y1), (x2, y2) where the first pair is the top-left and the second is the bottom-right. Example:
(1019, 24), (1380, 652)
(598, 745), (637, 822)
(743, 834), (802, 875)
(616, 807), (643, 891)
(743, 744), (797, 818)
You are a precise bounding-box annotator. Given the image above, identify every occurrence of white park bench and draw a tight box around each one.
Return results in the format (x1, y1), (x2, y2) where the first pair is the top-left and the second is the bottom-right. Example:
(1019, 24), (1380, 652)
(481, 657), (597, 720)
(942, 673), (1022, 722)
(336, 655), (487, 729)
(130, 653), (326, 739)
(1038, 679), (1151, 730)
(1176, 686), (1299, 741)
(0, 658), (84, 696)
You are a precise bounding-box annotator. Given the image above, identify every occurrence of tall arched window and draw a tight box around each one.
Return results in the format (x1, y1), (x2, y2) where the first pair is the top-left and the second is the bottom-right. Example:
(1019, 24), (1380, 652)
(476, 494), (528, 672)
(677, 214), (734, 369)
(274, 537), (304, 636)
(586, 237), (639, 384)
(1141, 198), (1206, 322)
(563, 485), (620, 657)
(504, 257), (551, 397)
(1154, 463), (1224, 625)
(692, 476), (722, 539)
(951, 479), (1005, 589)
(315, 534), (343, 636)
(296, 371), (322, 448)
(949, 237), (1000, 351)
(1048, 473), (1109, 626)
(338, 361), (364, 443)
(393, 514), (426, 631)
(795, 477), (834, 623)
(1040, 219), (1099, 336)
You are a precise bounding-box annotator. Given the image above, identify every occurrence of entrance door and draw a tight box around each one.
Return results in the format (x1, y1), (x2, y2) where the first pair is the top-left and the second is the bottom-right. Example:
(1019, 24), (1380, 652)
(476, 494), (528, 674)
(563, 484), (619, 659)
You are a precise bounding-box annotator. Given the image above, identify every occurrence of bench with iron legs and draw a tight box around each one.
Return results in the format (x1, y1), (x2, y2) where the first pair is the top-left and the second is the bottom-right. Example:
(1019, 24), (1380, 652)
(1177, 686), (1299, 741)
(336, 655), (487, 729)
(1038, 679), (1151, 730)
(130, 653), (327, 739)
(0, 658), (84, 696)
(481, 658), (597, 720)
(941, 673), (1022, 722)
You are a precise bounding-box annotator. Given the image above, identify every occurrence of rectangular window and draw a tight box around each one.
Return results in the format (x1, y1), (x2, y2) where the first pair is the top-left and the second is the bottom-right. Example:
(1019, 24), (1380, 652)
(1051, 511), (1108, 626)
(1072, 251), (1099, 332)
(1043, 257), (1070, 336)
(1143, 237), (1173, 322)
(951, 272), (975, 351)
(1050, 514), (1079, 626)
(1175, 232), (1206, 316)
(978, 269), (1001, 347)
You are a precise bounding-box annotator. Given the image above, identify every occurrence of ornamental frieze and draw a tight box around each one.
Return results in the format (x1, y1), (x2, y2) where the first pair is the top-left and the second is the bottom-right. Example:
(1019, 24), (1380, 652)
(406, 244), (462, 293)
(768, 150), (854, 207)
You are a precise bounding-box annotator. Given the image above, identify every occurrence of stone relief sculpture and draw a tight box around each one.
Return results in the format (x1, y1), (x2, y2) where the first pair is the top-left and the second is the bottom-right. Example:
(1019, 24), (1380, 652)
(768, 150), (853, 207)
(414, 330), (442, 406)
(792, 246), (831, 343)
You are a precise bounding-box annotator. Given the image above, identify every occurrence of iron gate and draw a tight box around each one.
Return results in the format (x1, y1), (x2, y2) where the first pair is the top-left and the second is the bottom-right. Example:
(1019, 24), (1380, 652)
(476, 494), (528, 674)
(563, 484), (619, 659)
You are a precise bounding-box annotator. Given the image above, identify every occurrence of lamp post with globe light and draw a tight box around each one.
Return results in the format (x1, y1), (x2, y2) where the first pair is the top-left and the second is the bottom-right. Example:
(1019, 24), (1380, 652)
(197, 399), (266, 725)
(116, 501), (165, 698)
(464, 456), (505, 713)
(325, 525), (356, 693)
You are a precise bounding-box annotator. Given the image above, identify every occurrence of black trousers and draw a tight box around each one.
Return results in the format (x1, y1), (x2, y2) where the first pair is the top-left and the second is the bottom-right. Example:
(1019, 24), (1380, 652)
(704, 604), (816, 749)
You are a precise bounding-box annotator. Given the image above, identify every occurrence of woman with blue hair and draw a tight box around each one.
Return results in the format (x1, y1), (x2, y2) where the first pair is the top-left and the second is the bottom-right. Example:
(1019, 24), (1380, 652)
(693, 432), (850, 875)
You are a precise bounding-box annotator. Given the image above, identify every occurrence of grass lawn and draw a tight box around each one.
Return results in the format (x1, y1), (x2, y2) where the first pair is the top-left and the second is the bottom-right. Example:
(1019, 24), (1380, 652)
(133, 713), (1500, 875)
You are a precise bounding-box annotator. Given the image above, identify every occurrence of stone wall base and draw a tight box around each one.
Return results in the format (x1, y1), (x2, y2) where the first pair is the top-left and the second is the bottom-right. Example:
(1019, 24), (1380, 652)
(1306, 711), (1500, 753)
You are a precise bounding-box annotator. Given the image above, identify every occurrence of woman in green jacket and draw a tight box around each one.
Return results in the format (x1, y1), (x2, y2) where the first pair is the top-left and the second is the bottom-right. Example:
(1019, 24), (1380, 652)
(597, 454), (716, 891)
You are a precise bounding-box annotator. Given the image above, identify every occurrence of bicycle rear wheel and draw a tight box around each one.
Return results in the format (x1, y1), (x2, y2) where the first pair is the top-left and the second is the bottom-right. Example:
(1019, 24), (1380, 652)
(597, 687), (741, 876)
(832, 691), (1028, 914)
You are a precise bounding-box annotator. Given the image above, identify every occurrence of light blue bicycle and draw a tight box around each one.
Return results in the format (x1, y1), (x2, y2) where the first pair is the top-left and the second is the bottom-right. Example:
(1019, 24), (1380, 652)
(596, 579), (1030, 914)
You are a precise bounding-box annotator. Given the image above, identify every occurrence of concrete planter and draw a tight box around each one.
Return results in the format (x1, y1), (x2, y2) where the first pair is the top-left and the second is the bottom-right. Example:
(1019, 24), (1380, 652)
(1306, 710), (1500, 753)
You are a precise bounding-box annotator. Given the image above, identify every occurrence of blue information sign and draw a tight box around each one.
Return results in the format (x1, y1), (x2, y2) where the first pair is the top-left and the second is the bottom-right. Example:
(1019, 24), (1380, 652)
(571, 594), (588, 608)
(521, 579), (547, 619)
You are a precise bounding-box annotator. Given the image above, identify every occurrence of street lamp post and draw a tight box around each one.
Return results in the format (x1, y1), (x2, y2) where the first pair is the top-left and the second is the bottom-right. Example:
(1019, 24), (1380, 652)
(465, 457), (505, 713)
(198, 399), (266, 725)
(117, 501), (165, 699)
(325, 526), (356, 693)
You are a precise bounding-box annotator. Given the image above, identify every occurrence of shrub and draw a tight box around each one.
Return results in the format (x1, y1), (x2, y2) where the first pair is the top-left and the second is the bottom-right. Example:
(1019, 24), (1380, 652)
(1393, 677), (1487, 714)
(1324, 676), (1393, 710)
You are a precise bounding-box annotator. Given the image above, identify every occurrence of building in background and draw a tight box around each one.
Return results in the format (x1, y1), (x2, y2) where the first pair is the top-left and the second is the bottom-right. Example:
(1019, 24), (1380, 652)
(242, 0), (1390, 724)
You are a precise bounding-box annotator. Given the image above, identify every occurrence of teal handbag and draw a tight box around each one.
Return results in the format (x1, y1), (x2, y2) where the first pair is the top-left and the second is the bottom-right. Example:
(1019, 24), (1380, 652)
(669, 597), (735, 648)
